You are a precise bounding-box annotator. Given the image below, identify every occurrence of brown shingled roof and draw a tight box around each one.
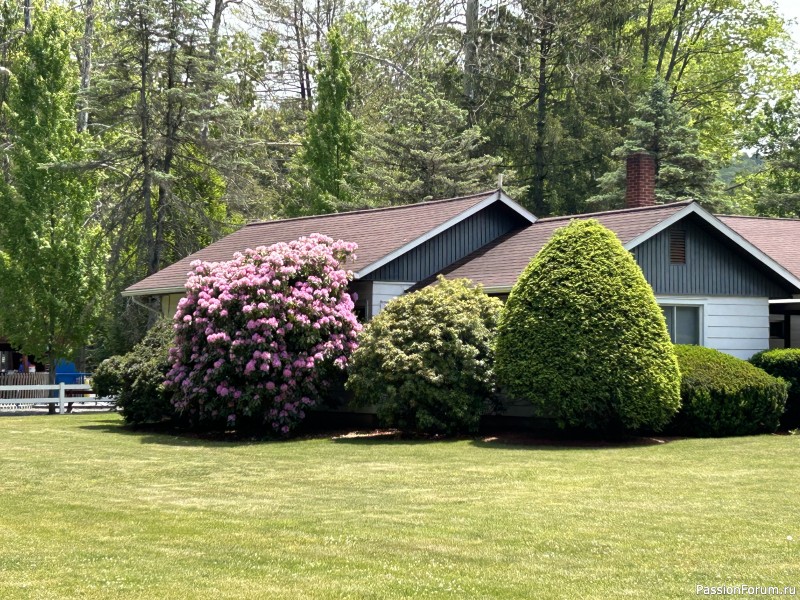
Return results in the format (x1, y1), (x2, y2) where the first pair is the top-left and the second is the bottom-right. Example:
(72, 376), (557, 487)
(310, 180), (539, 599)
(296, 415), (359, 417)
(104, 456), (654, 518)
(428, 202), (692, 290)
(124, 190), (499, 295)
(718, 215), (800, 280)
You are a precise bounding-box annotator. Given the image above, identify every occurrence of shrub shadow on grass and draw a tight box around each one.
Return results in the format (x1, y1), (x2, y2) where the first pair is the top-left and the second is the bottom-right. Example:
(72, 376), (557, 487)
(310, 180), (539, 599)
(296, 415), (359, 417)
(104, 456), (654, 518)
(77, 422), (273, 448)
(329, 429), (470, 446)
(329, 429), (677, 449)
(471, 433), (676, 451)
(79, 420), (681, 450)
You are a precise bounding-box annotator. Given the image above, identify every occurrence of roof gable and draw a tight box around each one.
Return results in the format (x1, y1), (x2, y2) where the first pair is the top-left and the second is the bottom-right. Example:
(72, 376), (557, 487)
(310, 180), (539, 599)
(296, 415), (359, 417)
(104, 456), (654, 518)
(431, 202), (691, 291)
(430, 202), (800, 293)
(124, 190), (535, 296)
(633, 214), (794, 298)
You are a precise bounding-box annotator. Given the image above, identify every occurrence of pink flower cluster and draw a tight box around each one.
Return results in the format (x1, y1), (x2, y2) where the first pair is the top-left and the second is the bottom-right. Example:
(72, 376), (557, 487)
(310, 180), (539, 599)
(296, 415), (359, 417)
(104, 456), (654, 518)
(164, 234), (361, 434)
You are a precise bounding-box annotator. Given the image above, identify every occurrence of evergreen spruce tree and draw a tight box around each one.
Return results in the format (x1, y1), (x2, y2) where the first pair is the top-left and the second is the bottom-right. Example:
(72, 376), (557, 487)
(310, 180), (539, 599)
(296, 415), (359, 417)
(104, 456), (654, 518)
(361, 80), (501, 205)
(0, 6), (106, 384)
(588, 77), (718, 209)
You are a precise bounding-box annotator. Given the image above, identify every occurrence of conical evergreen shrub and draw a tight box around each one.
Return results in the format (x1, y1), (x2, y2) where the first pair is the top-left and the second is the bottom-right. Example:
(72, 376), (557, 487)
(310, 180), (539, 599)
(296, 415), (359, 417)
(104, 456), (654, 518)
(495, 219), (681, 431)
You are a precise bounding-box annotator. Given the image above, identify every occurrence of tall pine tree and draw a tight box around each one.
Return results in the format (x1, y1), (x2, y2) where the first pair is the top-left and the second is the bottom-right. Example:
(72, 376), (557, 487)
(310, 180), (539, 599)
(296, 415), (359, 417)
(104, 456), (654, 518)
(588, 77), (718, 209)
(360, 80), (500, 205)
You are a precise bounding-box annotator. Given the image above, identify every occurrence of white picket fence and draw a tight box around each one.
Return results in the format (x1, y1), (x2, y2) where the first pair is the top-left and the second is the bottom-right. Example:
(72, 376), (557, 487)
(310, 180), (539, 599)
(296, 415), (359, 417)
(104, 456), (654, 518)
(0, 383), (113, 414)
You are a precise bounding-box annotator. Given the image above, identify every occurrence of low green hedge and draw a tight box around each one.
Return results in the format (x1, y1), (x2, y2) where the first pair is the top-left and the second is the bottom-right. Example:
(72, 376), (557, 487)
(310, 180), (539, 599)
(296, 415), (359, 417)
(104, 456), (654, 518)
(93, 320), (175, 425)
(671, 345), (788, 437)
(750, 348), (800, 429)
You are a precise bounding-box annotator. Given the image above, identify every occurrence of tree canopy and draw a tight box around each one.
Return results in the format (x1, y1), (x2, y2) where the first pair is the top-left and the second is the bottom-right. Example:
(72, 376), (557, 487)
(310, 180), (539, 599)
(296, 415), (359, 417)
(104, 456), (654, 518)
(0, 5), (105, 378)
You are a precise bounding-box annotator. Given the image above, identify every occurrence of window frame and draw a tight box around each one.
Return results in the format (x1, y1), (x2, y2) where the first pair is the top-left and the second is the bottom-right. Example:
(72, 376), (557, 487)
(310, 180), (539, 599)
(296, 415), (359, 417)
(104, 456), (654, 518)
(660, 303), (703, 346)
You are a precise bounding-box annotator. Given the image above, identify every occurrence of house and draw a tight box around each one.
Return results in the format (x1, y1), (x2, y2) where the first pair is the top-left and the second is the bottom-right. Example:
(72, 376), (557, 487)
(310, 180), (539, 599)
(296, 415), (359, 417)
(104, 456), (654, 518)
(124, 154), (800, 360)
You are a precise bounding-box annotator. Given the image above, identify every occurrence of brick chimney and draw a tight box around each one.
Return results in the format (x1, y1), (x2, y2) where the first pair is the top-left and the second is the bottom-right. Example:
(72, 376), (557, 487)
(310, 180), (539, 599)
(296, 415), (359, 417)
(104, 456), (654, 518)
(625, 151), (656, 208)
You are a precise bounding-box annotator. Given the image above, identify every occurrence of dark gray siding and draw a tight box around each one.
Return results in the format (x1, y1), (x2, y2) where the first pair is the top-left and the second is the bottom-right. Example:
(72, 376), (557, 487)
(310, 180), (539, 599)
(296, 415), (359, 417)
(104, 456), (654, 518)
(365, 203), (525, 282)
(633, 216), (792, 297)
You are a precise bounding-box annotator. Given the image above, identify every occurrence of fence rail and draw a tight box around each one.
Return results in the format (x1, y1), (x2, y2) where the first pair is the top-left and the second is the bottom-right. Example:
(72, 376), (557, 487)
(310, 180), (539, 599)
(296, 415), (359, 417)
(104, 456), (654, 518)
(0, 382), (113, 414)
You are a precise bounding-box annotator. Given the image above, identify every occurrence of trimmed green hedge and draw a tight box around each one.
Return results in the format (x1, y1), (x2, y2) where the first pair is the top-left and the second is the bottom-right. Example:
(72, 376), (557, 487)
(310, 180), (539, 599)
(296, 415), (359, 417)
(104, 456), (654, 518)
(347, 277), (502, 434)
(495, 219), (681, 432)
(93, 320), (175, 425)
(750, 348), (800, 428)
(672, 345), (788, 436)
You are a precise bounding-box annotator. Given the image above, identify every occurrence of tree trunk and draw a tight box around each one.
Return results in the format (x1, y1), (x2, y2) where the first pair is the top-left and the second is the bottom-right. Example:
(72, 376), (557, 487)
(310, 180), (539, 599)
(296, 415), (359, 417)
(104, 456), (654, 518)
(23, 0), (31, 32)
(531, 2), (552, 214)
(656, 0), (682, 76)
(78, 0), (95, 133)
(663, 0), (687, 83)
(154, 4), (182, 278)
(48, 212), (56, 412)
(642, 0), (654, 67)
(47, 351), (57, 413)
(200, 0), (225, 142)
(137, 8), (156, 276)
(293, 0), (310, 110)
(0, 26), (11, 182)
(464, 0), (479, 111)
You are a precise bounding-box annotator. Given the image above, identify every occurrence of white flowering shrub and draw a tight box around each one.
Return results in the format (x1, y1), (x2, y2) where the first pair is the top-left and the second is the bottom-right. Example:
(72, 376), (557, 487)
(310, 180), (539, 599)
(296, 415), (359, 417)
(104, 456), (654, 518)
(165, 234), (361, 435)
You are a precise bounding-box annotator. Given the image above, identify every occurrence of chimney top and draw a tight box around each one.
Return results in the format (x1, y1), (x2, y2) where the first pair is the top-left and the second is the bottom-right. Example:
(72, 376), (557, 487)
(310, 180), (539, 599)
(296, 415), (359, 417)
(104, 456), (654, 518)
(625, 152), (656, 209)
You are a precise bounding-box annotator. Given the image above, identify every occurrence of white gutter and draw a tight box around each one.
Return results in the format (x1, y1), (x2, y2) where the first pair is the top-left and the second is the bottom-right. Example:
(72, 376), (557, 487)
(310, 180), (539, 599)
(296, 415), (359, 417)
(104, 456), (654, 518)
(121, 286), (185, 297)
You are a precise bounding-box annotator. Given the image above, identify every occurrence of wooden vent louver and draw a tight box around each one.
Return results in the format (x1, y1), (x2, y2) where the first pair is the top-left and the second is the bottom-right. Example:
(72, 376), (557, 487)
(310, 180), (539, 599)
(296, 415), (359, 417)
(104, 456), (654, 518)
(670, 227), (686, 264)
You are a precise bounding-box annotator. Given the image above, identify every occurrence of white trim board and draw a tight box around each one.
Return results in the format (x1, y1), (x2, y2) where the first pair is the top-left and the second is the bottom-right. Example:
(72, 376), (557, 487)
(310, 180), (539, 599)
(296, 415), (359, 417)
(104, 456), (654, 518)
(355, 191), (537, 279)
(122, 285), (185, 297)
(624, 202), (800, 292)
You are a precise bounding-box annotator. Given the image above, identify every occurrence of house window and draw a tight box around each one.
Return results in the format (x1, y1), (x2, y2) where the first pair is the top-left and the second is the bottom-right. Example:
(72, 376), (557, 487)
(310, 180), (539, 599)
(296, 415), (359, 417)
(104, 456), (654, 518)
(661, 305), (700, 345)
(769, 319), (785, 339)
(670, 227), (686, 264)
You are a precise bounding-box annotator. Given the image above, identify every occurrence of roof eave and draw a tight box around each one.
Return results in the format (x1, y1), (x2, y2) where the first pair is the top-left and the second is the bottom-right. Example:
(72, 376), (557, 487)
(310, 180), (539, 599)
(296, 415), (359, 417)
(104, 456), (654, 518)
(482, 285), (513, 294)
(121, 286), (186, 298)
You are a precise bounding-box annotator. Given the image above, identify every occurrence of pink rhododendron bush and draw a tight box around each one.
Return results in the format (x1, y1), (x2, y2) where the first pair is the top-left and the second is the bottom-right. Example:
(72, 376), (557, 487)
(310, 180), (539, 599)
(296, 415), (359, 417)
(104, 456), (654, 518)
(165, 234), (361, 435)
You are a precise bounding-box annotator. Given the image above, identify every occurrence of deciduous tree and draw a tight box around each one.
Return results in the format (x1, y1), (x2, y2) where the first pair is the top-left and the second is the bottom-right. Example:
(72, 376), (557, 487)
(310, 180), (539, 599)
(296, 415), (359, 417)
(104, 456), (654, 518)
(0, 6), (106, 385)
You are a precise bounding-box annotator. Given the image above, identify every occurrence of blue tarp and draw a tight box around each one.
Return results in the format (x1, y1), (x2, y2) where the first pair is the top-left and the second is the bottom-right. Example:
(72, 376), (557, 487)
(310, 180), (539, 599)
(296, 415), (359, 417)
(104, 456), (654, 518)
(55, 360), (86, 385)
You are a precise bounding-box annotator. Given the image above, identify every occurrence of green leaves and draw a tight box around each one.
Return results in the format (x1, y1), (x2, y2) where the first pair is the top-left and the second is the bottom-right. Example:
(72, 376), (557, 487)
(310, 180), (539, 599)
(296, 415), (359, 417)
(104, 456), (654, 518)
(0, 5), (106, 369)
(347, 277), (502, 434)
(290, 28), (360, 216)
(359, 79), (500, 205)
(495, 219), (682, 432)
(673, 344), (788, 436)
(588, 77), (719, 209)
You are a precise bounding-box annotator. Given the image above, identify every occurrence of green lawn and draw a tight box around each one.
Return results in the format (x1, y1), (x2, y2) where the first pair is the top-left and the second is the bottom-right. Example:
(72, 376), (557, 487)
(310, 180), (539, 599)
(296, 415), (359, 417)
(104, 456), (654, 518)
(0, 413), (798, 599)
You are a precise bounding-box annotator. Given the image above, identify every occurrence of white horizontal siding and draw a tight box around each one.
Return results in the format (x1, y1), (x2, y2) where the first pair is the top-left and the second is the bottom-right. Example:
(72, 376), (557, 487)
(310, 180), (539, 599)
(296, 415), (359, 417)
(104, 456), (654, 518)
(371, 281), (414, 317)
(705, 298), (769, 359)
(705, 314), (764, 329)
(704, 302), (769, 317)
(657, 295), (769, 360)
